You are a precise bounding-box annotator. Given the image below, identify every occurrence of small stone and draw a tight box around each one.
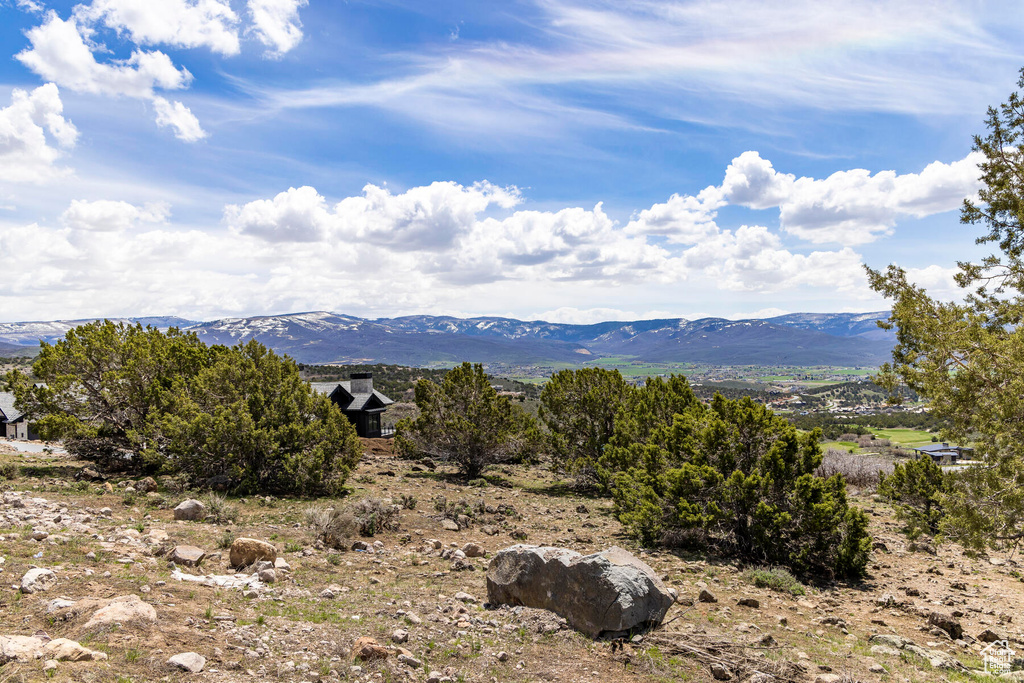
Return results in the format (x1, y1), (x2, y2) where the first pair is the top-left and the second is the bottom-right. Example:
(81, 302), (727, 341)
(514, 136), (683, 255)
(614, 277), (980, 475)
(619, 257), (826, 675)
(170, 545), (206, 567)
(167, 652), (206, 673)
(815, 675), (842, 683)
(352, 637), (388, 661)
(258, 568), (276, 584)
(869, 663), (886, 674)
(977, 628), (1002, 643)
(711, 662), (732, 680)
(496, 651), (509, 662)
(441, 519), (460, 531)
(461, 543), (485, 558)
(698, 588), (717, 603)
(229, 537), (277, 568)
(454, 591), (478, 604)
(31, 530), (48, 541)
(397, 653), (422, 668)
(21, 567), (56, 594)
(391, 629), (409, 644)
(43, 660), (58, 673)
(737, 597), (759, 609)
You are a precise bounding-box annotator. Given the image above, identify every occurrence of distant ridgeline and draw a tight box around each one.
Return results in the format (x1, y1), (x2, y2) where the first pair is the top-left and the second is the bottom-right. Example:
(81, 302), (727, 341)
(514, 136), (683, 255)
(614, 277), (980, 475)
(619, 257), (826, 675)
(298, 363), (542, 401)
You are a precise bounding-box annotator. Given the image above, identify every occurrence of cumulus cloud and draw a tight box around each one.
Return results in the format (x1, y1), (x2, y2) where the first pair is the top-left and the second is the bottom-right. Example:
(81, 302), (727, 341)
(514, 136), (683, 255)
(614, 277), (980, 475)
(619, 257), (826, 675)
(625, 186), (725, 244)
(224, 185), (330, 242)
(17, 12), (193, 98)
(75, 0), (241, 55)
(61, 199), (170, 231)
(623, 150), (984, 247)
(247, 0), (308, 57)
(226, 181), (522, 249)
(0, 83), (78, 183)
(721, 150), (984, 245)
(152, 97), (206, 141)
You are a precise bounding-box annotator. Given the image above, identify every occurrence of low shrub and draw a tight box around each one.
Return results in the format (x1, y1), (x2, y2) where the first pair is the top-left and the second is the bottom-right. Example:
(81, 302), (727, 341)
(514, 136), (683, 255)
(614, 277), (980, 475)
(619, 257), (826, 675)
(202, 492), (239, 524)
(306, 497), (401, 547)
(0, 462), (19, 480)
(743, 567), (806, 595)
(398, 493), (417, 510)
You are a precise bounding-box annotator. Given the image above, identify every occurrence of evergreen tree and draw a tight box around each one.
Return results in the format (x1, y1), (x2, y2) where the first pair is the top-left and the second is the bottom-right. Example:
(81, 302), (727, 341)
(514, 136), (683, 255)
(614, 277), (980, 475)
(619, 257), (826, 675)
(878, 455), (947, 538)
(539, 367), (634, 486)
(868, 68), (1024, 551)
(5, 322), (361, 495)
(396, 362), (538, 478)
(606, 377), (871, 578)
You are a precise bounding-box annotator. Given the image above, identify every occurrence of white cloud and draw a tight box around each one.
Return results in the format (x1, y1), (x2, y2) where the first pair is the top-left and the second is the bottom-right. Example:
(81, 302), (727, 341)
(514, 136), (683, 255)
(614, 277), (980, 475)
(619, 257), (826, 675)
(626, 150), (985, 247)
(0, 83), (78, 183)
(75, 0), (241, 55)
(224, 185), (330, 242)
(226, 181), (522, 249)
(17, 12), (193, 99)
(625, 186), (724, 244)
(152, 97), (207, 141)
(534, 307), (675, 325)
(61, 199), (170, 231)
(247, 0), (307, 57)
(17, 0), (45, 13)
(263, 0), (1022, 144)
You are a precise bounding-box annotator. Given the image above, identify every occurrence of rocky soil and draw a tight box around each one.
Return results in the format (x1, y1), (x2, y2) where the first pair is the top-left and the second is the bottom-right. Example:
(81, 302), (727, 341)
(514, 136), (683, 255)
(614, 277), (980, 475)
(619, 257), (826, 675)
(1, 438), (1023, 683)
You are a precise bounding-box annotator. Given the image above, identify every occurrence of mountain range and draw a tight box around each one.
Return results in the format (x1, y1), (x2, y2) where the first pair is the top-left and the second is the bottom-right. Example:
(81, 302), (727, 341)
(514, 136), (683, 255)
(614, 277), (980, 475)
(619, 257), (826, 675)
(0, 310), (895, 367)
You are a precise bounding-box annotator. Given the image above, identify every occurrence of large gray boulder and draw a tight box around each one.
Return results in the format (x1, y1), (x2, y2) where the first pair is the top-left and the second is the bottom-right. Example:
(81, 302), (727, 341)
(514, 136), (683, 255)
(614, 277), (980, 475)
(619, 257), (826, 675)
(486, 545), (675, 638)
(173, 499), (206, 521)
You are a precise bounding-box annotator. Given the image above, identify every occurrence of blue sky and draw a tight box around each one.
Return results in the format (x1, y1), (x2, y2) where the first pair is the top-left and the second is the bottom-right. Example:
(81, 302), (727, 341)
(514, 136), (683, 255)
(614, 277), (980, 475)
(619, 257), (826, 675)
(1, 0), (1022, 324)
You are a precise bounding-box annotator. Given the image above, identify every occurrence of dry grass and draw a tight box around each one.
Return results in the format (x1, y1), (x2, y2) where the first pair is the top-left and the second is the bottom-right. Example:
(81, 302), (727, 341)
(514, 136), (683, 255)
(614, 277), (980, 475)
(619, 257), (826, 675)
(816, 448), (894, 488)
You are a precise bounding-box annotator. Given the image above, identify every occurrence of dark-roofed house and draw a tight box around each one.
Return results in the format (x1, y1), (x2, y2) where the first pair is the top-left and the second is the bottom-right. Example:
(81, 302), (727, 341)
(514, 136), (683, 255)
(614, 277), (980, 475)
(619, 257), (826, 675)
(0, 391), (36, 440)
(911, 442), (973, 465)
(311, 373), (394, 438)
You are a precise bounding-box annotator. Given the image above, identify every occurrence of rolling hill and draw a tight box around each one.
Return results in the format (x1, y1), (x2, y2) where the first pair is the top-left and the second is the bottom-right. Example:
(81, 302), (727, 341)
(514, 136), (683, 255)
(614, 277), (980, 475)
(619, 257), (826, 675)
(0, 310), (894, 367)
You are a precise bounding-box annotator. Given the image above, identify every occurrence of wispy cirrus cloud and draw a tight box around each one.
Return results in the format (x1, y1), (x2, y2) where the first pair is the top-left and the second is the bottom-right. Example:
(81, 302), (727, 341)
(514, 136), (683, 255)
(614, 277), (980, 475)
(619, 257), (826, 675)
(250, 0), (1023, 143)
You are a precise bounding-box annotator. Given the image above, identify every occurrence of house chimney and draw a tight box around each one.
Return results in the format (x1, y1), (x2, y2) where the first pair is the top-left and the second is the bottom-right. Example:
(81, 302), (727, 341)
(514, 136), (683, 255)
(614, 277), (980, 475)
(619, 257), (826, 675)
(350, 372), (373, 395)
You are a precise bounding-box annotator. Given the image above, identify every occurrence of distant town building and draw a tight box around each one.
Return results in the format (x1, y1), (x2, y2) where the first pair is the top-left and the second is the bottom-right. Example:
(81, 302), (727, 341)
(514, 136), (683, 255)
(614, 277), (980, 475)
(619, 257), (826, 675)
(310, 373), (394, 438)
(911, 442), (973, 465)
(0, 391), (36, 440)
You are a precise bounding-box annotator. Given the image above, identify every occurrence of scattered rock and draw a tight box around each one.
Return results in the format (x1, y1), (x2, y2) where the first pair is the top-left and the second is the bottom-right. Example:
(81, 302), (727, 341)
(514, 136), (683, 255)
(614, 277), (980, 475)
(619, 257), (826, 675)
(978, 628), (1002, 643)
(353, 637), (388, 661)
(870, 645), (901, 657)
(815, 675), (843, 683)
(870, 634), (910, 649)
(711, 662), (732, 680)
(0, 636), (106, 664)
(928, 611), (963, 640)
(20, 568), (56, 594)
(454, 591), (478, 604)
(698, 588), (717, 603)
(82, 595), (158, 631)
(136, 477), (158, 493)
(229, 537), (277, 568)
(737, 597), (759, 609)
(441, 519), (460, 532)
(173, 499), (206, 521)
(42, 638), (107, 662)
(391, 629), (409, 644)
(167, 652), (206, 673)
(258, 568), (276, 584)
(170, 545), (206, 567)
(486, 545), (675, 638)
(397, 653), (422, 668)
(461, 542), (485, 558)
